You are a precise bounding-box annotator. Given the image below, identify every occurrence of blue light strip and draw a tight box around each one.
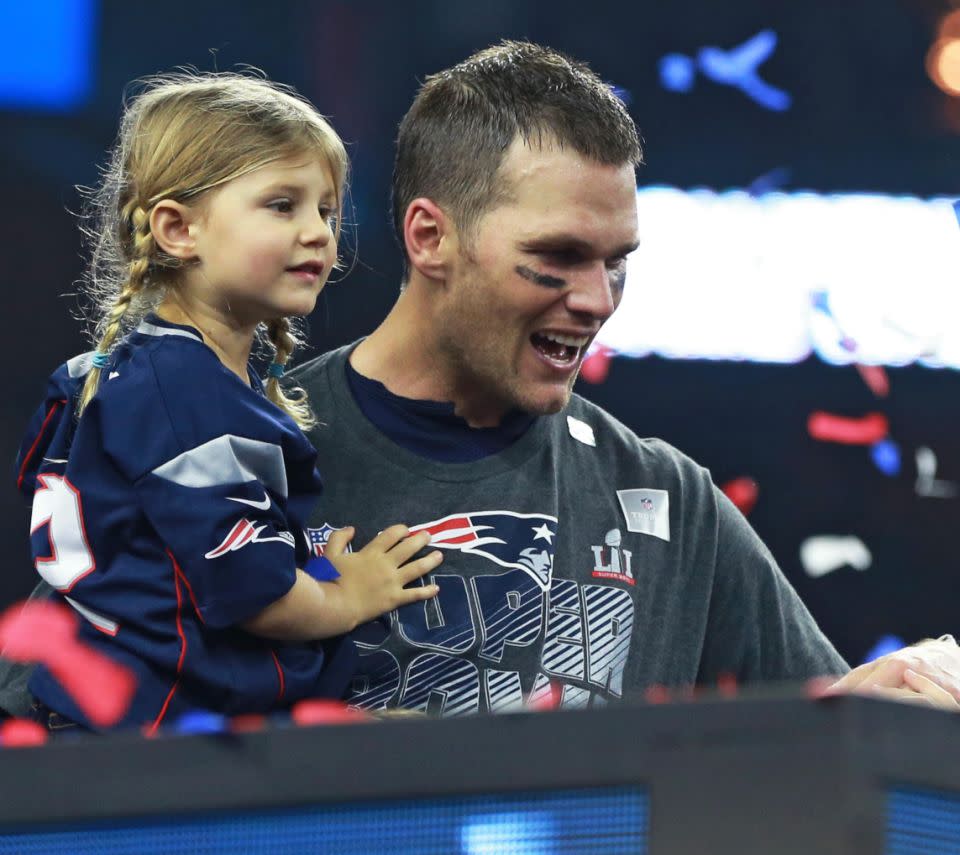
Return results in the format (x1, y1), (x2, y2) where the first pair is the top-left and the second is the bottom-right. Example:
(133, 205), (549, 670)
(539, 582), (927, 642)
(0, 786), (648, 854)
(887, 786), (960, 854)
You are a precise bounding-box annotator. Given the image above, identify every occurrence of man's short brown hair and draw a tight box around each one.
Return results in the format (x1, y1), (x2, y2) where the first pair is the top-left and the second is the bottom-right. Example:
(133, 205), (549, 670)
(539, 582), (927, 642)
(392, 40), (643, 278)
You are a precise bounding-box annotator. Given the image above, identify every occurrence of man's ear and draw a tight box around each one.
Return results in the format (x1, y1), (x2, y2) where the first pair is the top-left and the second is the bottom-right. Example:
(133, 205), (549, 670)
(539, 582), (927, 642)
(403, 198), (456, 282)
(149, 200), (199, 260)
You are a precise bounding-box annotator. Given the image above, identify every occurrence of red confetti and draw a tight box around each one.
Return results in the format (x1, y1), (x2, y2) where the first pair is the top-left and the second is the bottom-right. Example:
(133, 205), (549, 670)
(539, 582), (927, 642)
(291, 699), (371, 727)
(644, 684), (670, 704)
(716, 673), (738, 697)
(526, 680), (563, 712)
(0, 718), (48, 747)
(720, 477), (759, 516)
(854, 364), (890, 398)
(807, 411), (889, 446)
(230, 714), (268, 733)
(578, 347), (614, 385)
(0, 601), (135, 728)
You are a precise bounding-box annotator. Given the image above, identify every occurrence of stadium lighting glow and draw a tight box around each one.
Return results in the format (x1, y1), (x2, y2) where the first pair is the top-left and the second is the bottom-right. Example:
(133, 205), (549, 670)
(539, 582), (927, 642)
(594, 188), (960, 369)
(928, 39), (960, 96)
(0, 0), (96, 111)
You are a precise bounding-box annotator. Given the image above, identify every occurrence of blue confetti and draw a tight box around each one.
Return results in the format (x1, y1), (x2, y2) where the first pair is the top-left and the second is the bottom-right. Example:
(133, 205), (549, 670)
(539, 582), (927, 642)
(658, 54), (696, 93)
(810, 290), (830, 313)
(660, 30), (792, 111)
(870, 439), (901, 477)
(174, 710), (228, 735)
(862, 634), (906, 664)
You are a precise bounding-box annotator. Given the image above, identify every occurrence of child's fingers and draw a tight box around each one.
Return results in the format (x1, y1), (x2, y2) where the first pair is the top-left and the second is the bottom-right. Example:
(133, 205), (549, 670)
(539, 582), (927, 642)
(323, 527), (355, 558)
(396, 583), (440, 605)
(365, 524), (410, 552)
(388, 531), (433, 564)
(399, 550), (443, 584)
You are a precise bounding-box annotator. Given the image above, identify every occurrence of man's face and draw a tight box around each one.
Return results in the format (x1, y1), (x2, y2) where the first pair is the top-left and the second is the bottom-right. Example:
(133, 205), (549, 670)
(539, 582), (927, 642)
(433, 138), (639, 424)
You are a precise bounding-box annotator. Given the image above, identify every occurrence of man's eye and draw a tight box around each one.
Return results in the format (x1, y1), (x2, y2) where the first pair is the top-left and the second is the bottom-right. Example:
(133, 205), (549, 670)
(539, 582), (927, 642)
(605, 255), (628, 272)
(540, 249), (582, 266)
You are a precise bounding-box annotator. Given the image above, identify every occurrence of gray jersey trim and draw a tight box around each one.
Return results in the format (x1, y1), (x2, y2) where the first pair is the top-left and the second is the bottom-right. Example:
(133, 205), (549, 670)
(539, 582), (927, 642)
(151, 435), (288, 498)
(137, 321), (203, 343)
(67, 351), (94, 379)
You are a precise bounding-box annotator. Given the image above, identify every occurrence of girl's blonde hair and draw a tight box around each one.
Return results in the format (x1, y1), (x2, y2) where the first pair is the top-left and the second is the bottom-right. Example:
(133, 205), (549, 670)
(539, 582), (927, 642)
(78, 70), (349, 428)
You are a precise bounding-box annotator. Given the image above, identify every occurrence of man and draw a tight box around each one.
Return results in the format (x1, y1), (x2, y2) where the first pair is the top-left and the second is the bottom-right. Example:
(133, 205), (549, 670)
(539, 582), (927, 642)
(293, 40), (959, 714)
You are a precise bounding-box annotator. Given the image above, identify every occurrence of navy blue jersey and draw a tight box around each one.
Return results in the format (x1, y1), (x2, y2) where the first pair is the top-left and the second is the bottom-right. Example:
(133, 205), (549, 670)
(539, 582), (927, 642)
(16, 316), (344, 730)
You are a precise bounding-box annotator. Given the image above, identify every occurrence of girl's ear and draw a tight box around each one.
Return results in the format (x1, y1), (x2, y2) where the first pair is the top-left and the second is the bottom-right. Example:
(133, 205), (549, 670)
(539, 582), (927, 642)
(150, 200), (199, 260)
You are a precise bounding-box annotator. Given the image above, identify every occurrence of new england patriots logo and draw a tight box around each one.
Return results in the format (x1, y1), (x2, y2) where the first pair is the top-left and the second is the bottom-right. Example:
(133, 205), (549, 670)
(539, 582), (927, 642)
(204, 519), (295, 559)
(409, 511), (558, 590)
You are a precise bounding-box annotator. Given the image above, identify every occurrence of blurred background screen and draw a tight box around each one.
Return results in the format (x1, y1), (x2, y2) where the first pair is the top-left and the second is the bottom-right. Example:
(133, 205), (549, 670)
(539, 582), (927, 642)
(1, 0), (957, 667)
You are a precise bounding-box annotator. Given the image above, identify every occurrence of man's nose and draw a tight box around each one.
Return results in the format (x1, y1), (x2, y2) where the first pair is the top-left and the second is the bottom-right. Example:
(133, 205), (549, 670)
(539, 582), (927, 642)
(564, 262), (618, 321)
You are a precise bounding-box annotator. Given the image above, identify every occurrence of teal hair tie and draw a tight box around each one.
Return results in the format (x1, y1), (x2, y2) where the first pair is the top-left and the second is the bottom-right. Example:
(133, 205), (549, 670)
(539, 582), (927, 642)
(267, 362), (285, 379)
(91, 352), (110, 369)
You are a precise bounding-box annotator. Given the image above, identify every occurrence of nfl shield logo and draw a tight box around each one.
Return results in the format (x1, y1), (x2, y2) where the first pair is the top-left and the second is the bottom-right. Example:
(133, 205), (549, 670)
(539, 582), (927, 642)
(305, 523), (352, 557)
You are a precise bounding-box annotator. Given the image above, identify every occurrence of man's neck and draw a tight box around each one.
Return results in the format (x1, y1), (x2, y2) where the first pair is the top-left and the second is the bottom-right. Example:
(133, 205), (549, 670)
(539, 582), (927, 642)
(349, 288), (509, 428)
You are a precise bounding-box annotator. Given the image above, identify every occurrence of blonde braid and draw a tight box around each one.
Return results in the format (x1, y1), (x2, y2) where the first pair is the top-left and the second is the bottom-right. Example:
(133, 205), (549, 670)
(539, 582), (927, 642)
(77, 204), (155, 414)
(265, 317), (315, 430)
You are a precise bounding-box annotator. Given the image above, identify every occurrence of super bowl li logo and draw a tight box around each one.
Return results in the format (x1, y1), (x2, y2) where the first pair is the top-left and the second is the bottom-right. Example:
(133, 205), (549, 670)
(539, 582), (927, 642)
(590, 528), (634, 586)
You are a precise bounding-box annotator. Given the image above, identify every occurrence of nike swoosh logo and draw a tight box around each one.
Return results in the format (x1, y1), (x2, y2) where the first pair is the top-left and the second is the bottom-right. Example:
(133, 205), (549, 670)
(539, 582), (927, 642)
(226, 492), (271, 511)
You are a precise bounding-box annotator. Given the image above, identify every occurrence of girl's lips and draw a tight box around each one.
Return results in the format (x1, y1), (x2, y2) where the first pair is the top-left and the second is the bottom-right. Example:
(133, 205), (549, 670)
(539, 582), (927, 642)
(287, 261), (325, 275)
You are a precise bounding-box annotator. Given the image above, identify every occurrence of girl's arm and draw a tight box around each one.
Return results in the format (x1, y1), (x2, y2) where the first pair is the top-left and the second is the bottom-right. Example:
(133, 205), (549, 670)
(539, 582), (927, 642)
(242, 526), (441, 641)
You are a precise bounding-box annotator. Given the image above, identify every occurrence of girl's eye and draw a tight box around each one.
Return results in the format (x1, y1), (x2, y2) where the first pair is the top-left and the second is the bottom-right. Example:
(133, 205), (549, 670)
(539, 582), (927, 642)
(320, 206), (340, 228)
(268, 199), (294, 213)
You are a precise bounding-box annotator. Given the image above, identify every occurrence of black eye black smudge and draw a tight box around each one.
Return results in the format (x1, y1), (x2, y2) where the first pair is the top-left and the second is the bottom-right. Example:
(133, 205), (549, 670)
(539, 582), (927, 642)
(515, 265), (566, 289)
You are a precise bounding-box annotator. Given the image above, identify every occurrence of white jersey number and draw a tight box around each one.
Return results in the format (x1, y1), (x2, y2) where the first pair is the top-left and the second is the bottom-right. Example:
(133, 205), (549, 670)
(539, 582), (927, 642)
(30, 474), (96, 591)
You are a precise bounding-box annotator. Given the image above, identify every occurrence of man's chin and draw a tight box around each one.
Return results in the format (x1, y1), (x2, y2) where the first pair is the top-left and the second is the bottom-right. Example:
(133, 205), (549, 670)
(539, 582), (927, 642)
(517, 387), (574, 417)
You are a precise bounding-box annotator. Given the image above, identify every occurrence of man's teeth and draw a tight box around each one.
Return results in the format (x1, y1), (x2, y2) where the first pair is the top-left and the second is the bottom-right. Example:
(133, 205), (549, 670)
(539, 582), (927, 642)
(541, 332), (589, 348)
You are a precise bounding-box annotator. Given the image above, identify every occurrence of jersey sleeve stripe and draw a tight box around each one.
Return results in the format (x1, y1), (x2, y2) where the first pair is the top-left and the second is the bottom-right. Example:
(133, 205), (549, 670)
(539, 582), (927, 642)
(147, 552), (190, 735)
(270, 649), (286, 703)
(166, 549), (204, 624)
(151, 435), (288, 498)
(16, 399), (66, 490)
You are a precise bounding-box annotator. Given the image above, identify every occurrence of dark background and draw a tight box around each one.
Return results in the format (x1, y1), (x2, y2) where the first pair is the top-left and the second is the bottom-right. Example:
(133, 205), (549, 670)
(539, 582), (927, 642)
(2, 0), (958, 666)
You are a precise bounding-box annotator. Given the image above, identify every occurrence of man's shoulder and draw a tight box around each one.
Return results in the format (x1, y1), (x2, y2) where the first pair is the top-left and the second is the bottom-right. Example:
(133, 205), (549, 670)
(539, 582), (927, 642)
(563, 393), (695, 463)
(288, 342), (356, 387)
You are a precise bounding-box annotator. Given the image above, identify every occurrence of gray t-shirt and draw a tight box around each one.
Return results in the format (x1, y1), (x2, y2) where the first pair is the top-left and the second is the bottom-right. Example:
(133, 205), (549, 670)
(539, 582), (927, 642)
(293, 346), (848, 715)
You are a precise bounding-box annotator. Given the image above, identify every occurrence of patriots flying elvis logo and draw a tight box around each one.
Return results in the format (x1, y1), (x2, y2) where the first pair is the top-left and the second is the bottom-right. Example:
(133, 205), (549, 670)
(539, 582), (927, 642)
(204, 518), (295, 559)
(409, 511), (558, 590)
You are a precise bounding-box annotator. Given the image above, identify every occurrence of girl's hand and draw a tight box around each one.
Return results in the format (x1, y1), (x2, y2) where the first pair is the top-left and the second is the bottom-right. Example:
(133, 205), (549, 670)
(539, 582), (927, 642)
(323, 525), (441, 628)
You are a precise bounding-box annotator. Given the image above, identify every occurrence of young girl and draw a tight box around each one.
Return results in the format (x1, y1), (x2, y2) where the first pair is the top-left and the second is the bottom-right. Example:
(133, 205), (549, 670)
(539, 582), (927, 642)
(14, 72), (441, 731)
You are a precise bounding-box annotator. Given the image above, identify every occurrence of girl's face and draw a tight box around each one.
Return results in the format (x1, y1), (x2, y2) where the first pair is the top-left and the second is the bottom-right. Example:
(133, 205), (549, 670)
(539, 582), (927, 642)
(182, 154), (339, 326)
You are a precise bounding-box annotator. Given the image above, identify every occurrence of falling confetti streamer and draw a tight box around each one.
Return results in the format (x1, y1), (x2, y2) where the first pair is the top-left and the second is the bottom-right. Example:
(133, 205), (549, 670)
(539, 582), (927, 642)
(854, 364), (890, 398)
(720, 477), (759, 516)
(0, 600), (135, 728)
(800, 535), (872, 578)
(807, 411), (889, 445)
